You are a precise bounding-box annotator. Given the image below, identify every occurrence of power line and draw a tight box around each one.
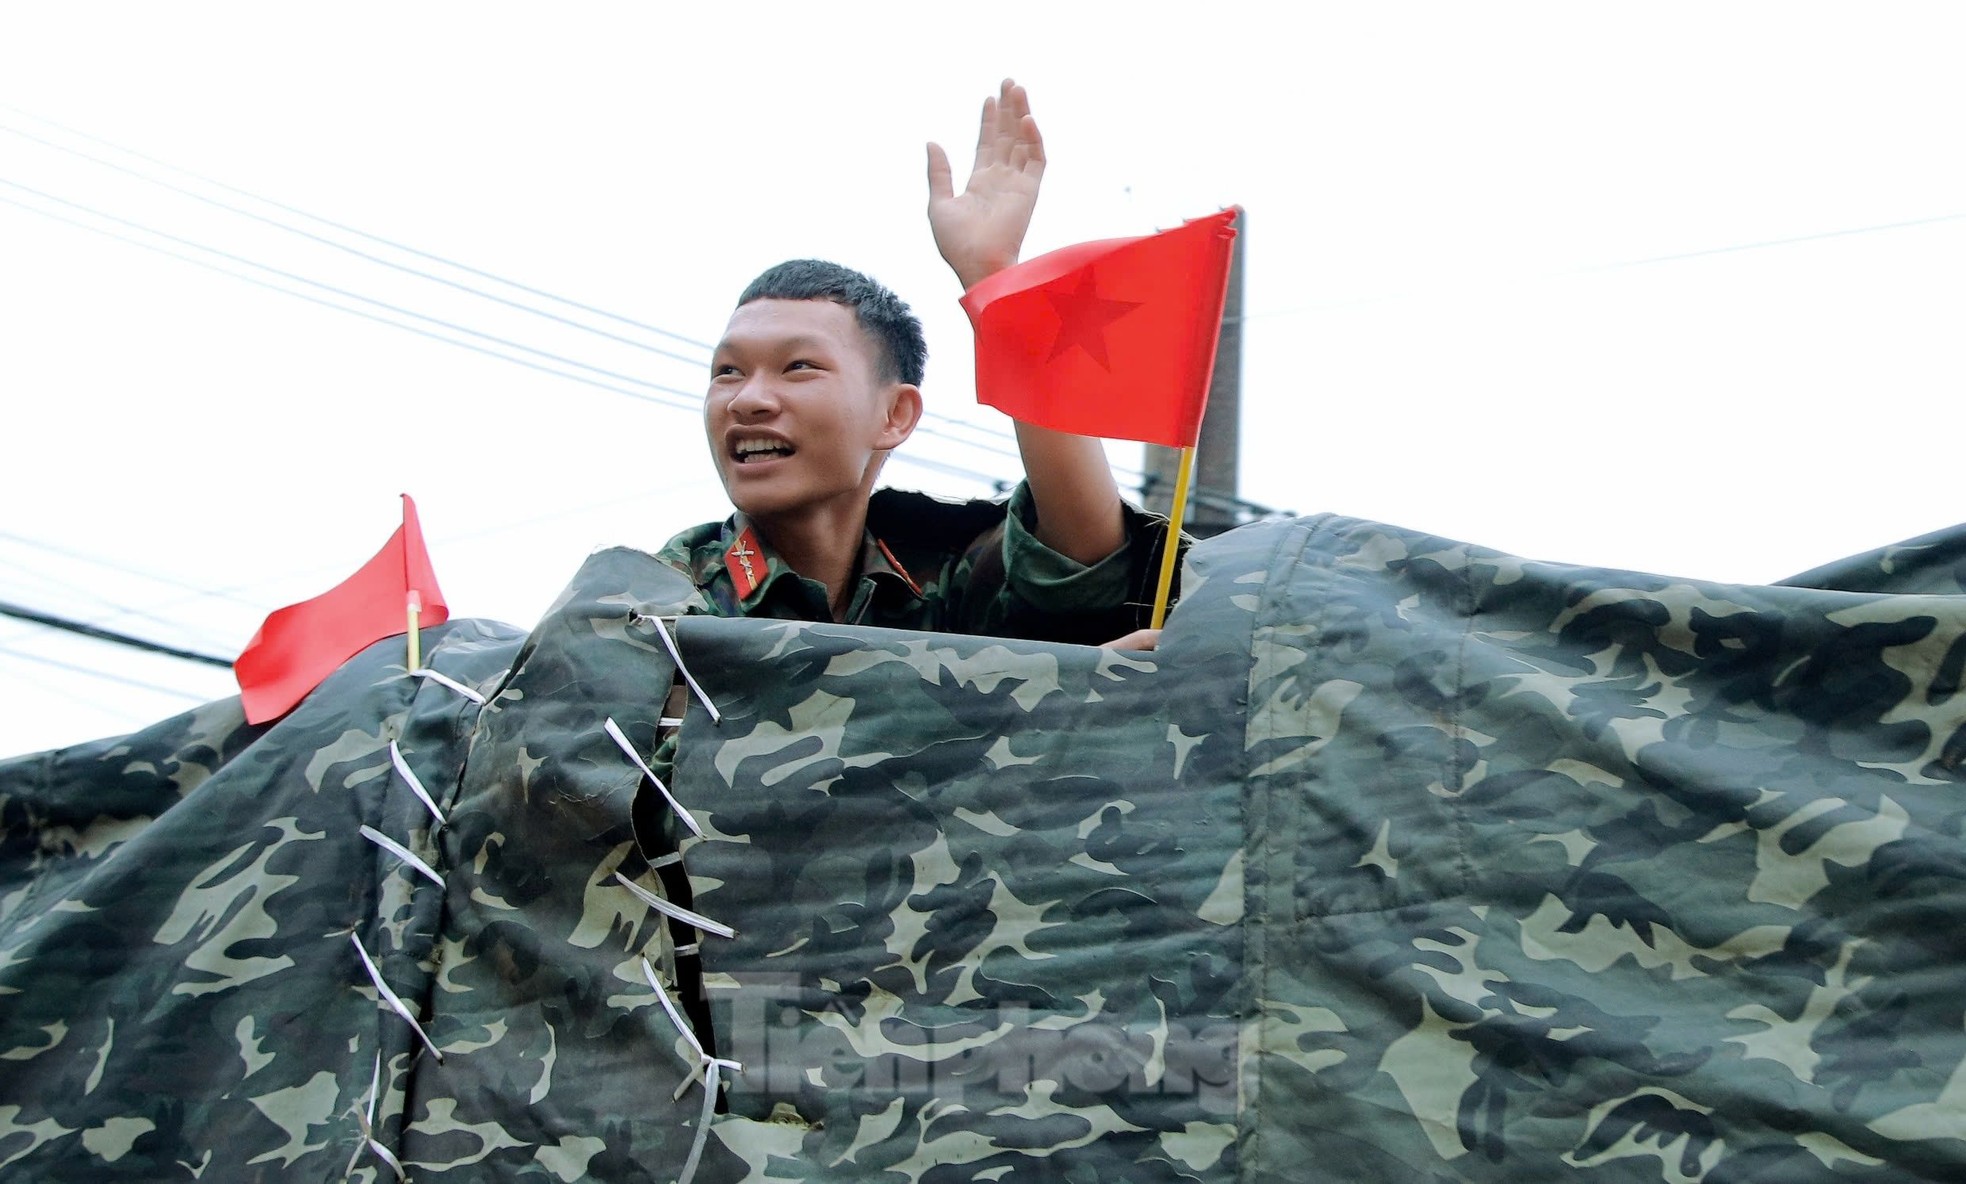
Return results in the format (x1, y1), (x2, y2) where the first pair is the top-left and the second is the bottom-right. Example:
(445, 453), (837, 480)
(1580, 211), (1966, 274)
(0, 116), (713, 367)
(2, 656), (165, 721)
(0, 559), (240, 654)
(431, 477), (710, 547)
(0, 190), (705, 417)
(0, 644), (215, 702)
(0, 534), (271, 648)
(0, 600), (234, 668)
(0, 176), (699, 405)
(1225, 210), (1966, 328)
(0, 104), (716, 352)
(0, 528), (266, 610)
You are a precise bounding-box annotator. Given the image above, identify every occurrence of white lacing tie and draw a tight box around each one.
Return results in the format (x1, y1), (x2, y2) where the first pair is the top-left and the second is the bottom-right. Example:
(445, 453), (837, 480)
(360, 825), (444, 887)
(388, 742), (447, 829)
(642, 958), (740, 1184)
(613, 872), (735, 940)
(359, 1051), (407, 1181)
(410, 666), (487, 704)
(350, 933), (443, 1063)
(605, 718), (703, 839)
(649, 615), (720, 723)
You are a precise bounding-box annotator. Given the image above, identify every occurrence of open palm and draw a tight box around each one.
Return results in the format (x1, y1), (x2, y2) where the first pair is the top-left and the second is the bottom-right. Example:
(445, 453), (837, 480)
(927, 79), (1046, 291)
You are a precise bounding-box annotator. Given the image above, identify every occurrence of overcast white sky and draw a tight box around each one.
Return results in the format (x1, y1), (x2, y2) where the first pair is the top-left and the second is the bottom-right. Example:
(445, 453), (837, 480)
(2, 3), (1962, 755)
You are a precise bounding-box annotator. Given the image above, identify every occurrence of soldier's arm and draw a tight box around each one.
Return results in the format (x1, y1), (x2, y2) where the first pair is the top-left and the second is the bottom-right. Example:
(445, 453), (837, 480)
(927, 79), (1126, 566)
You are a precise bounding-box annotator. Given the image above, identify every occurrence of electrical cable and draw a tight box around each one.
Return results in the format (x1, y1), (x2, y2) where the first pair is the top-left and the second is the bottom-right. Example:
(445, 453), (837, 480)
(0, 600), (234, 667)
(0, 117), (710, 367)
(0, 643), (216, 701)
(0, 190), (705, 417)
(0, 176), (696, 401)
(0, 528), (267, 609)
(0, 104), (715, 351)
(1, 658), (161, 719)
(0, 558), (240, 654)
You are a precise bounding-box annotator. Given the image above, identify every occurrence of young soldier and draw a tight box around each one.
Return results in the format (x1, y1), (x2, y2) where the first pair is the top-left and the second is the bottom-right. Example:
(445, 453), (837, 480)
(655, 81), (1168, 648)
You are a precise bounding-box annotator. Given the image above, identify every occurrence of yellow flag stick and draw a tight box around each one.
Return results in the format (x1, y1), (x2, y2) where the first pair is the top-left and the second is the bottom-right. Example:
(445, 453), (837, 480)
(1148, 446), (1195, 630)
(406, 590), (423, 672)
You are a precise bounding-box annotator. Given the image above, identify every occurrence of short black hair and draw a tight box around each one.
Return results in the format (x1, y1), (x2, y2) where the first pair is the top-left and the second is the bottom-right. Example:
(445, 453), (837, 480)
(737, 260), (927, 387)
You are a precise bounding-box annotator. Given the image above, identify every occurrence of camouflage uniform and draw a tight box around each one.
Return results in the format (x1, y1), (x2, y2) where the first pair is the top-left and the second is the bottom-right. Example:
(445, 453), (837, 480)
(651, 482), (1176, 646)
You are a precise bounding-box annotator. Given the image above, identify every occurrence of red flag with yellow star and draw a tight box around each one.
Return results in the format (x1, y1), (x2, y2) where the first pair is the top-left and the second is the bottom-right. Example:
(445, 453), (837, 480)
(960, 207), (1239, 448)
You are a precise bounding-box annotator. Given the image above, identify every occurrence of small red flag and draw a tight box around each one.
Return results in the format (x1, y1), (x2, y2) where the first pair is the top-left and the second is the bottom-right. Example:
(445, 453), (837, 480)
(961, 207), (1239, 448)
(235, 494), (449, 724)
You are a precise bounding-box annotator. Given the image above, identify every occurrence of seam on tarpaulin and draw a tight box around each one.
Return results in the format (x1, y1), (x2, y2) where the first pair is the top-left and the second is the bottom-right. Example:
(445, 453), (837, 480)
(358, 755), (443, 1177)
(350, 932), (443, 1062)
(606, 717), (704, 840)
(361, 825), (444, 886)
(1446, 544), (1480, 904)
(358, 1051), (408, 1181)
(410, 665), (488, 704)
(599, 652), (736, 1141)
(613, 871), (735, 939)
(364, 651), (477, 1176)
(1259, 524), (1490, 927)
(391, 628), (492, 831)
(1241, 513), (1326, 1182)
(620, 606), (725, 1005)
(389, 741), (447, 828)
(648, 613), (721, 724)
(646, 953), (740, 1184)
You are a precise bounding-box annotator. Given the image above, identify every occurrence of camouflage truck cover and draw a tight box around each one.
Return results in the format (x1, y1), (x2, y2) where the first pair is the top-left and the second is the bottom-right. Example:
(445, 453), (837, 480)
(3, 514), (1964, 1182)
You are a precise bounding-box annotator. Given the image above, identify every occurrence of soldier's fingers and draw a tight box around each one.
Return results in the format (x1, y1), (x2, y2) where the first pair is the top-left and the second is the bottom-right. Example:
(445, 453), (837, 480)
(1013, 114), (1045, 174)
(971, 95), (998, 173)
(926, 142), (954, 202)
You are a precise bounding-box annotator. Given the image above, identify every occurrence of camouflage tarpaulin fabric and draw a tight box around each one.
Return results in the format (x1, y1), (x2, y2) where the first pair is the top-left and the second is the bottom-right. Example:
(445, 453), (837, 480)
(0, 548), (722, 1183)
(1212, 517), (1966, 1182)
(3, 516), (1965, 1181)
(674, 609), (1247, 1182)
(676, 516), (1966, 1182)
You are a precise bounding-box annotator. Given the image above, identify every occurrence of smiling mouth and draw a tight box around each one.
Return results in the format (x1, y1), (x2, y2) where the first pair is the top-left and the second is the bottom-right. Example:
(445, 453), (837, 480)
(733, 440), (796, 465)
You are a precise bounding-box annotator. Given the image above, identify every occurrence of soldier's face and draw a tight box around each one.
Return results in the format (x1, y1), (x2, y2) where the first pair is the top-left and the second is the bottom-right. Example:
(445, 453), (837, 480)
(706, 299), (920, 523)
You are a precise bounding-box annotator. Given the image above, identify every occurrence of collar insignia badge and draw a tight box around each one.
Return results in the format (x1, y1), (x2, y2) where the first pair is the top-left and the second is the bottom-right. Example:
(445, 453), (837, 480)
(725, 527), (766, 600)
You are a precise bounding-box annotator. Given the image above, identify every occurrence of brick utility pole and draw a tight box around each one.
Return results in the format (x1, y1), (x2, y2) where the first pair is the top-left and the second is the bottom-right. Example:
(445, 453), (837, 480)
(1145, 207), (1244, 536)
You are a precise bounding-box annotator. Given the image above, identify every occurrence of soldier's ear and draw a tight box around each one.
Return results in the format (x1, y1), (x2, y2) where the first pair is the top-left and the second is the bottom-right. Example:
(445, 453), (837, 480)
(875, 383), (922, 450)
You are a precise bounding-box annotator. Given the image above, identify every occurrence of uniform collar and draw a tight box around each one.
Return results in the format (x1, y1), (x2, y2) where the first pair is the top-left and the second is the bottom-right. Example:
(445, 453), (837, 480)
(715, 514), (922, 616)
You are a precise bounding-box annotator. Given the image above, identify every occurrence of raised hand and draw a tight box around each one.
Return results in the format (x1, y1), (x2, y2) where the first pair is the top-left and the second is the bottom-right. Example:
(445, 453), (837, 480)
(926, 78), (1046, 291)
